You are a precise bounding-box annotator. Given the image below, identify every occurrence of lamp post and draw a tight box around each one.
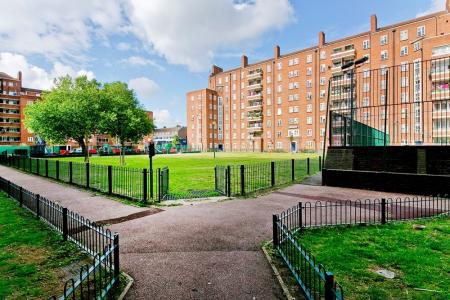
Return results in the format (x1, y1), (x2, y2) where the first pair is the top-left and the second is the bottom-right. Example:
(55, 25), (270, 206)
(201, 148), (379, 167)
(341, 56), (369, 146)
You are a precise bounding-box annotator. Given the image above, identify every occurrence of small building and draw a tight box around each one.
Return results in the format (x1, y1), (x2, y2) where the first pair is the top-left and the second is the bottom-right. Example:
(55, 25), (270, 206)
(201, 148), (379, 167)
(152, 125), (187, 153)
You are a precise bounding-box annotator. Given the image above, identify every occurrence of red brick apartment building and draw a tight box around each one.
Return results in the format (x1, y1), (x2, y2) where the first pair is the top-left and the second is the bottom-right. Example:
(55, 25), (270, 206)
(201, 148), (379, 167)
(187, 1), (450, 152)
(0, 71), (41, 146)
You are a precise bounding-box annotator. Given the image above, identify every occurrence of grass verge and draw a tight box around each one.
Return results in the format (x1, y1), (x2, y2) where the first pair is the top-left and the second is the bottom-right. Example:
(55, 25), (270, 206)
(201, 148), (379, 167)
(295, 216), (450, 300)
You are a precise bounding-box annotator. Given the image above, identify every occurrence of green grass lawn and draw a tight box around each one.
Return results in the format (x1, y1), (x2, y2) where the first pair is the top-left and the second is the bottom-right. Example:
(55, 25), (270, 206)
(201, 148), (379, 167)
(0, 192), (89, 299)
(56, 152), (319, 195)
(296, 216), (450, 300)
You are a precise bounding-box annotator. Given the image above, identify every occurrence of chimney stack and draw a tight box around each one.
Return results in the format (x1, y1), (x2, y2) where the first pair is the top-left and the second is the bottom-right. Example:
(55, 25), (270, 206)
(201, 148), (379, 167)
(447, 0), (450, 12)
(371, 15), (378, 33)
(241, 55), (248, 68)
(318, 31), (325, 47)
(17, 71), (22, 82)
(274, 45), (281, 59)
(211, 65), (223, 76)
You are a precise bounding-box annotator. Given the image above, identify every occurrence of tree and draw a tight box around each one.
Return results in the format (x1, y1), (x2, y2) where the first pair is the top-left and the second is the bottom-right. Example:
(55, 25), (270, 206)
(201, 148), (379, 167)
(25, 76), (103, 162)
(172, 135), (180, 152)
(99, 82), (154, 165)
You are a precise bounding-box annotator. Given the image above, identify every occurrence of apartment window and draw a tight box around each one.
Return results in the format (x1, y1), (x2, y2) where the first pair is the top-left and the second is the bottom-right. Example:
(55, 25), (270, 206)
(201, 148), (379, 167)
(306, 67), (312, 76)
(267, 76), (271, 84)
(289, 82), (299, 90)
(232, 83), (236, 91)
(306, 129), (313, 136)
(381, 50), (388, 60)
(267, 98), (272, 105)
(277, 85), (282, 93)
(288, 129), (300, 137)
(218, 78), (222, 84)
(276, 141), (282, 149)
(417, 25), (425, 37)
(267, 109), (272, 116)
(380, 95), (386, 105)
(232, 73), (236, 81)
(277, 97), (282, 105)
(28, 137), (34, 142)
(401, 92), (409, 103)
(306, 104), (313, 112)
(363, 69), (370, 78)
(288, 106), (299, 113)
(414, 41), (421, 52)
(362, 39), (370, 50)
(277, 73), (282, 81)
(277, 108), (282, 115)
(288, 70), (299, 78)
(277, 62), (282, 70)
(267, 120), (272, 127)
(380, 35), (388, 45)
(241, 82), (245, 89)
(267, 87), (271, 94)
(363, 83), (370, 92)
(362, 97), (370, 107)
(401, 77), (409, 87)
(320, 77), (326, 86)
(288, 118), (299, 125)
(277, 119), (282, 126)
(400, 46), (408, 56)
(307, 92), (312, 100)
(320, 115), (326, 124)
(380, 80), (387, 90)
(320, 51), (326, 60)
(306, 80), (312, 88)
(363, 112), (370, 121)
(225, 76), (229, 83)
(306, 117), (313, 125)
(320, 128), (325, 137)
(288, 94), (299, 101)
(320, 64), (326, 73)
(400, 30), (408, 41)
(306, 54), (313, 63)
(401, 124), (408, 133)
(267, 64), (272, 72)
(320, 90), (326, 98)
(320, 102), (326, 111)
(432, 44), (450, 56)
(380, 65), (388, 75)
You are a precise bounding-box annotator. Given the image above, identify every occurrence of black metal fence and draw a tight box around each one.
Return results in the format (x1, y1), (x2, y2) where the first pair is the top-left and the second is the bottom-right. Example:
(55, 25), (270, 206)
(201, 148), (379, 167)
(0, 176), (120, 299)
(273, 196), (450, 300)
(215, 157), (321, 196)
(328, 57), (450, 147)
(0, 155), (169, 202)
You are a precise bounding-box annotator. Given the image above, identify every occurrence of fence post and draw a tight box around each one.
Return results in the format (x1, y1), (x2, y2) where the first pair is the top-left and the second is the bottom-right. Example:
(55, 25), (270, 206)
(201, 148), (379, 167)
(35, 194), (40, 219)
(36, 159), (40, 175)
(56, 160), (60, 180)
(272, 214), (279, 247)
(157, 168), (161, 202)
(69, 162), (73, 184)
(307, 158), (310, 175)
(319, 156), (322, 171)
(19, 187), (23, 207)
(298, 202), (303, 229)
(227, 166), (231, 197)
(214, 167), (217, 191)
(29, 157), (32, 172)
(324, 272), (335, 300)
(45, 160), (49, 177)
(108, 166), (112, 195)
(143, 169), (148, 203)
(86, 163), (90, 188)
(381, 198), (386, 224)
(291, 159), (295, 181)
(240, 165), (245, 196)
(113, 234), (120, 284)
(271, 161), (275, 187)
(62, 207), (68, 241)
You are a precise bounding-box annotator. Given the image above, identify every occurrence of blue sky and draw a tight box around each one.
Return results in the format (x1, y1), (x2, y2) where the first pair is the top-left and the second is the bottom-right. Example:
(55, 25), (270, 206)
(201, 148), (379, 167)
(0, 0), (445, 127)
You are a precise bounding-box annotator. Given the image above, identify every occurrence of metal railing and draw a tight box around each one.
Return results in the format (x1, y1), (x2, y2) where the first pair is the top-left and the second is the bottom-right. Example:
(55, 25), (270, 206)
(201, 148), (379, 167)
(0, 155), (168, 202)
(215, 157), (321, 196)
(0, 177), (120, 299)
(328, 57), (450, 147)
(273, 196), (450, 299)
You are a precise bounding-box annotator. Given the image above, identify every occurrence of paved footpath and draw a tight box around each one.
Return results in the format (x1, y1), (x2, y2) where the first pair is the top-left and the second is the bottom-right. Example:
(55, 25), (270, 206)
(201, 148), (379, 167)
(0, 165), (413, 299)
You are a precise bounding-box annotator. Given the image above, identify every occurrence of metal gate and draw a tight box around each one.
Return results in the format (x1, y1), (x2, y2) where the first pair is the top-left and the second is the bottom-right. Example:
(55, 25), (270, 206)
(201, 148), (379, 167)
(214, 166), (230, 197)
(158, 167), (169, 201)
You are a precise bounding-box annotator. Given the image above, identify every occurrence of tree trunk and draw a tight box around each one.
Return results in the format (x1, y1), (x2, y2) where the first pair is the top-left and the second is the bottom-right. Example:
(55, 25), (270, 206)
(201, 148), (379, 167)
(120, 142), (126, 165)
(79, 138), (89, 163)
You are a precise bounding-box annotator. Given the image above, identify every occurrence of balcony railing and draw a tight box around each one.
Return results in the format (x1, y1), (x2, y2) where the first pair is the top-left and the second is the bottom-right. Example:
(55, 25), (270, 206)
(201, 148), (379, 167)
(247, 82), (262, 91)
(331, 48), (356, 60)
(247, 93), (262, 100)
(247, 69), (263, 79)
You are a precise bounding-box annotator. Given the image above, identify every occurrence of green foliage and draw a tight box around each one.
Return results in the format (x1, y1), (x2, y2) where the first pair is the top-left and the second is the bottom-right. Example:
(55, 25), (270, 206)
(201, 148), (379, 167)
(25, 76), (104, 161)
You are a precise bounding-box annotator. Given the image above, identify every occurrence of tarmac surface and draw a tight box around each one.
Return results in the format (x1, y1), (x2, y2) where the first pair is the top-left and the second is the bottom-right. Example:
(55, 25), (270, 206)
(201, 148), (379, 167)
(0, 165), (414, 299)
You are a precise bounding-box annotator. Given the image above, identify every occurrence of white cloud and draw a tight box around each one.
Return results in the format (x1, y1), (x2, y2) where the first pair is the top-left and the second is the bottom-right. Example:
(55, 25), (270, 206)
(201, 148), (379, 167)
(121, 56), (165, 71)
(128, 77), (159, 106)
(0, 52), (95, 90)
(153, 109), (181, 128)
(125, 0), (294, 71)
(117, 42), (132, 51)
(0, 0), (124, 63)
(417, 0), (446, 17)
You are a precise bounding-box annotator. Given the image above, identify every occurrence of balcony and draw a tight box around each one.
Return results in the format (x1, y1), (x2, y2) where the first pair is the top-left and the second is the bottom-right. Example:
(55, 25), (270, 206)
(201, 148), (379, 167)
(247, 104), (263, 111)
(247, 69), (263, 80)
(247, 115), (262, 121)
(331, 48), (356, 60)
(247, 125), (263, 132)
(247, 82), (262, 91)
(431, 89), (450, 100)
(430, 70), (450, 82)
(247, 93), (262, 101)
